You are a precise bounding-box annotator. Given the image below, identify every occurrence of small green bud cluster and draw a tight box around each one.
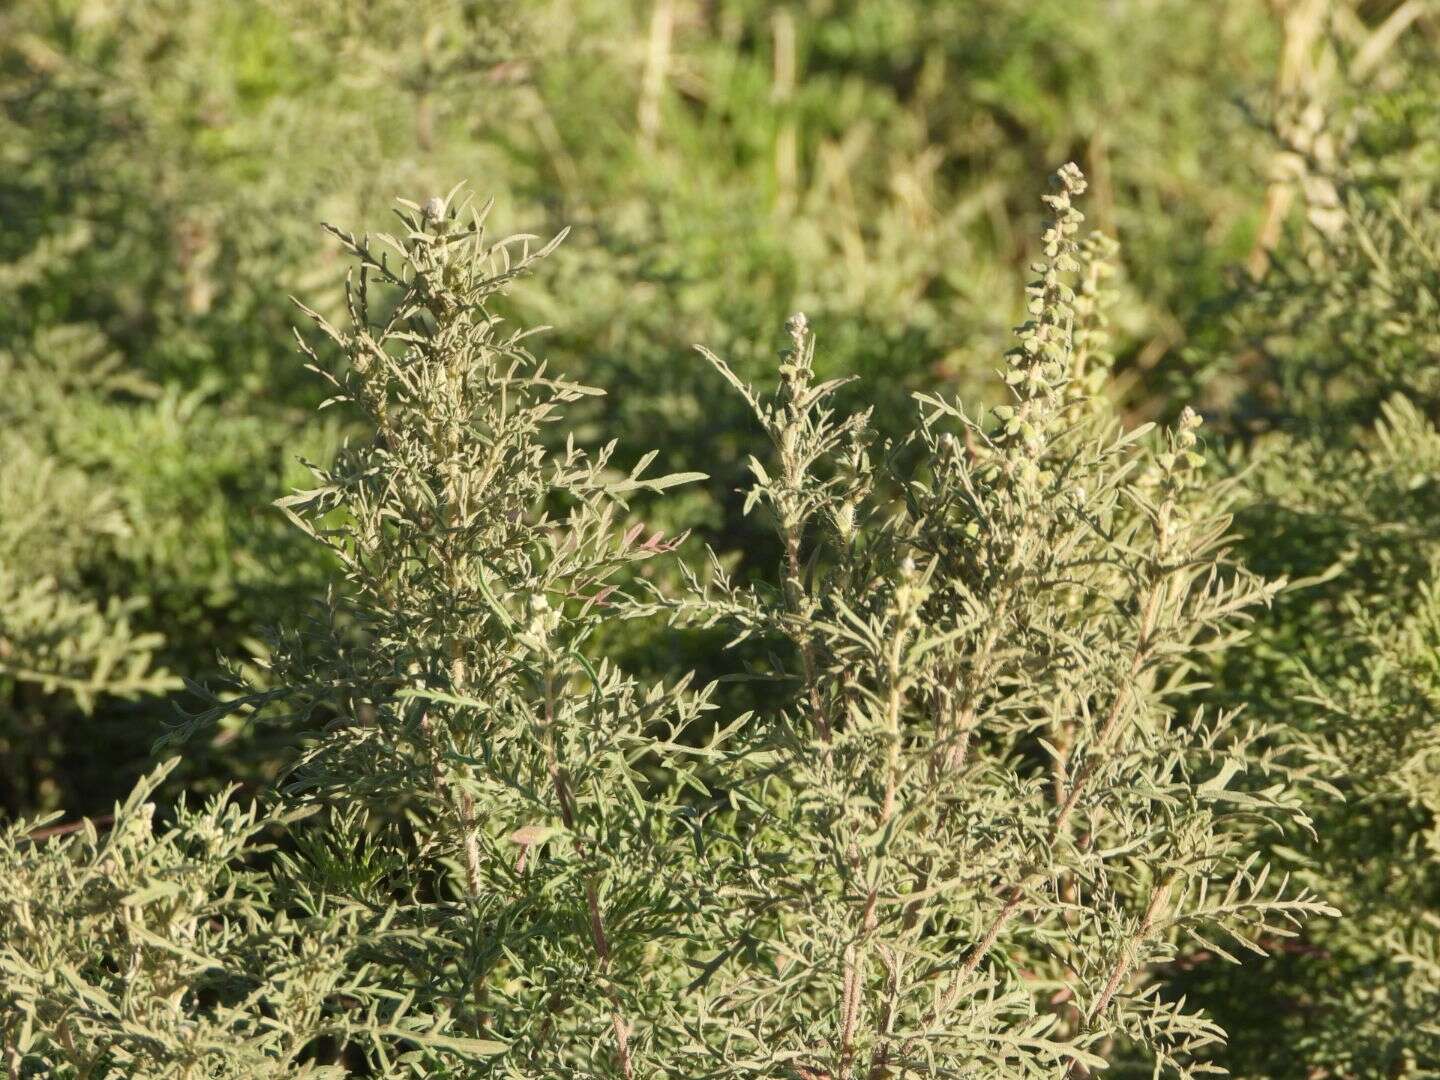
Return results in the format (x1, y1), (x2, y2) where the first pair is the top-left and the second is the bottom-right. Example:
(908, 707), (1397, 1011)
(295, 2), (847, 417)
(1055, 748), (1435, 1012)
(994, 161), (1087, 459)
(1068, 231), (1122, 406)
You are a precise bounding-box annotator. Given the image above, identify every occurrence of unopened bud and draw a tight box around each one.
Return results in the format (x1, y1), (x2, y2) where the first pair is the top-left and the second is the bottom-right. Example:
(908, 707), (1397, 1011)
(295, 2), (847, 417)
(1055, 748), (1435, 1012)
(422, 196), (445, 223)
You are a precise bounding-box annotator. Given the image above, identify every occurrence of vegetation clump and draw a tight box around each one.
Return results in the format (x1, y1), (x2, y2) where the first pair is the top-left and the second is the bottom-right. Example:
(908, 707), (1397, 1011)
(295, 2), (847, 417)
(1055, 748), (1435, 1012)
(3, 3), (1438, 1074)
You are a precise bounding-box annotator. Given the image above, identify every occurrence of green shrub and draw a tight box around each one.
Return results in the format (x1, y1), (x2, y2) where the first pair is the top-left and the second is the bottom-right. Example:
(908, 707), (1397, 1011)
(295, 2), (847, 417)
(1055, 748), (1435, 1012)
(1173, 93), (1440, 1075)
(4, 168), (1346, 1077)
(658, 164), (1331, 1076)
(4, 2), (1438, 1073)
(1, 762), (373, 1078)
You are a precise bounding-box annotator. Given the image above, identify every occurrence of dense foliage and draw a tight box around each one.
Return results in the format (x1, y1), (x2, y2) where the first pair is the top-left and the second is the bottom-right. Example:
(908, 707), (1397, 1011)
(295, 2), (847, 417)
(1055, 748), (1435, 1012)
(2, 1), (1437, 1076)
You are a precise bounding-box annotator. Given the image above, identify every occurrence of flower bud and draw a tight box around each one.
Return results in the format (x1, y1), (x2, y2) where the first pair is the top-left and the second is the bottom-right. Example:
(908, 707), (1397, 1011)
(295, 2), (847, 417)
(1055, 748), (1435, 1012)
(785, 312), (809, 343)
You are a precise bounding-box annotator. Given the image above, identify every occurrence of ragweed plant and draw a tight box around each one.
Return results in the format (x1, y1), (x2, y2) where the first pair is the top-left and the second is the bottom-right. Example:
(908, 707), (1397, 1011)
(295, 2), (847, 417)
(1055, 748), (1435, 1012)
(0, 761), (371, 1079)
(4, 168), (1370, 1078)
(1177, 136), (1440, 1076)
(172, 190), (728, 1077)
(665, 165), (1335, 1077)
(0, 360), (180, 813)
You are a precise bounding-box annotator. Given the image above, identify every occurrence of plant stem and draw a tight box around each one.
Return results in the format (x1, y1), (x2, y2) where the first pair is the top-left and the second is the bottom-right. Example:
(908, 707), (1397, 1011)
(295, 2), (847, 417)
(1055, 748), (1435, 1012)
(908, 581), (1164, 1047)
(543, 662), (634, 1078)
(784, 520), (832, 744)
(1063, 875), (1176, 1078)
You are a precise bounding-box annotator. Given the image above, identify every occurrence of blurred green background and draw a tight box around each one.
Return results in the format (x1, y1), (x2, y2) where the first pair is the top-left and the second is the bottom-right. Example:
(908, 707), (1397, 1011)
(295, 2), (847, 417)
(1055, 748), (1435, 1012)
(2, 2), (1438, 1073)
